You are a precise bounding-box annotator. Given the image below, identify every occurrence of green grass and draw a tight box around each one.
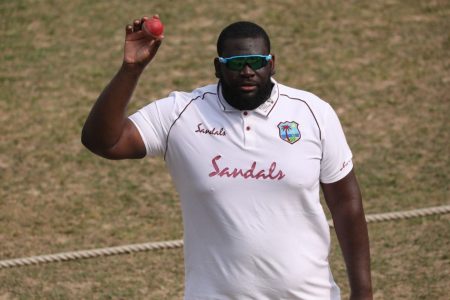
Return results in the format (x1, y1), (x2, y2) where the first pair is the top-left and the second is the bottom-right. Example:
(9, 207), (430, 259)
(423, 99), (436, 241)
(1, 0), (449, 299)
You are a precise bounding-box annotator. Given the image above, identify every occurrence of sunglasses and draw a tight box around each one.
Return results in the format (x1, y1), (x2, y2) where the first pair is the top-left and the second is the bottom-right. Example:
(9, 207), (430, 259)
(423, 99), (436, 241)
(218, 54), (272, 71)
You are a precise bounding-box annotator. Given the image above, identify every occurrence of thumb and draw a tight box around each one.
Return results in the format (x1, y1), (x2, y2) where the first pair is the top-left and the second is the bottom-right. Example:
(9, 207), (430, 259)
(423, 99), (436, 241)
(148, 38), (163, 58)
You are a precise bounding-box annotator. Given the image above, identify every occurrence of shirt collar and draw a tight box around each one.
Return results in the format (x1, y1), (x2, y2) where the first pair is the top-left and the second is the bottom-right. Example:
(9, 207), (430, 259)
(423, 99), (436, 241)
(217, 78), (280, 117)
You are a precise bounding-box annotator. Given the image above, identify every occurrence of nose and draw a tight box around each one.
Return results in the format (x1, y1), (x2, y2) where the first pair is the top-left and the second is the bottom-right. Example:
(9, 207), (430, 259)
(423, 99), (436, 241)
(240, 64), (255, 77)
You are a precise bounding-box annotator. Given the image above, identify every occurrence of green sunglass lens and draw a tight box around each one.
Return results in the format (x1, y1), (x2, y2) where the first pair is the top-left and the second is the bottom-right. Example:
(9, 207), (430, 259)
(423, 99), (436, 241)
(228, 59), (246, 70)
(226, 57), (267, 71)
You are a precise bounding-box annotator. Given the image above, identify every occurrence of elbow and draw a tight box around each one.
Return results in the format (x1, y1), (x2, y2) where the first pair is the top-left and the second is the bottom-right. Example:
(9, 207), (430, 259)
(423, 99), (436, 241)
(80, 127), (93, 151)
(80, 127), (122, 160)
(80, 127), (104, 157)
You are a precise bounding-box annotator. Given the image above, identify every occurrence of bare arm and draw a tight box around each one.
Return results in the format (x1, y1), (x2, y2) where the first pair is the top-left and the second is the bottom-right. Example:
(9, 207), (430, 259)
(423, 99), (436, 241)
(321, 169), (373, 300)
(81, 16), (163, 159)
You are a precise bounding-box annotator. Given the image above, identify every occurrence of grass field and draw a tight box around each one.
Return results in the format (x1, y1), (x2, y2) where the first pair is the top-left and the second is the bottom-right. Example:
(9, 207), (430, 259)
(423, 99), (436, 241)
(1, 0), (449, 299)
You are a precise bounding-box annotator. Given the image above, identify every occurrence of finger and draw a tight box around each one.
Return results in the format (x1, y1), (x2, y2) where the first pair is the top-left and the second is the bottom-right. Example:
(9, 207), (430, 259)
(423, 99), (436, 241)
(132, 19), (142, 32)
(140, 16), (149, 32)
(125, 24), (133, 34)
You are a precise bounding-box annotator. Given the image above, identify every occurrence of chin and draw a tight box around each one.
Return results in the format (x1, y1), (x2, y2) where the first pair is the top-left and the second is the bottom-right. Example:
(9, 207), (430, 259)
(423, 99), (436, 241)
(239, 91), (258, 101)
(222, 81), (271, 110)
(236, 94), (266, 110)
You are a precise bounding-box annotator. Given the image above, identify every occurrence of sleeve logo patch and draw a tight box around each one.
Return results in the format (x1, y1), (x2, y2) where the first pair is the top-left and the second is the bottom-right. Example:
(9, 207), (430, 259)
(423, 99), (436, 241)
(277, 121), (301, 144)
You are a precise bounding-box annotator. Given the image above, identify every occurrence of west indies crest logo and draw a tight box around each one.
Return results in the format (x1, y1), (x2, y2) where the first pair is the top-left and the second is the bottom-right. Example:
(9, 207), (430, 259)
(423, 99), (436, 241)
(277, 121), (301, 144)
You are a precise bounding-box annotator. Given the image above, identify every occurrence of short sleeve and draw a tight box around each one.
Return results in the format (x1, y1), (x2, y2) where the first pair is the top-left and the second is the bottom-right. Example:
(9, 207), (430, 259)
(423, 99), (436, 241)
(128, 95), (176, 157)
(319, 104), (353, 183)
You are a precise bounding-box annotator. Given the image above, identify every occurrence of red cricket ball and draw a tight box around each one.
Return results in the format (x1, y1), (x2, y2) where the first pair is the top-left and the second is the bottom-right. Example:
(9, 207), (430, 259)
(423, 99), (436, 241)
(143, 17), (164, 37)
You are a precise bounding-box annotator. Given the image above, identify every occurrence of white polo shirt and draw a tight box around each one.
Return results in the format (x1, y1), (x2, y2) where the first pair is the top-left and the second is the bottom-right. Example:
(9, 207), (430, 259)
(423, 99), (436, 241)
(129, 78), (353, 300)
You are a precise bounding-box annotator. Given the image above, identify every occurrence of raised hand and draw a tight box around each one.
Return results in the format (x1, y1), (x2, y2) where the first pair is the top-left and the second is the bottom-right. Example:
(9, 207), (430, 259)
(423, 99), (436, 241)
(123, 16), (164, 67)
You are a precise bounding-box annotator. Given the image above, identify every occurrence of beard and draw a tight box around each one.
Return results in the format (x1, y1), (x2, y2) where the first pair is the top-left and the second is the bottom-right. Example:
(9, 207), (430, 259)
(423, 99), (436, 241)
(220, 79), (274, 111)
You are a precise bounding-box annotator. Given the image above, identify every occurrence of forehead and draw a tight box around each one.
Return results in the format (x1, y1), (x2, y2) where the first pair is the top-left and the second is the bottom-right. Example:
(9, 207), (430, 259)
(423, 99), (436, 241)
(221, 37), (268, 57)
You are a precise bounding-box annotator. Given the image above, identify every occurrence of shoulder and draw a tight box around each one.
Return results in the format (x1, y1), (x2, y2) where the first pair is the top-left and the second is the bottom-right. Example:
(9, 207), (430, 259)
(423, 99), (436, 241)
(152, 84), (218, 111)
(276, 82), (334, 116)
(158, 84), (217, 107)
(169, 84), (217, 101)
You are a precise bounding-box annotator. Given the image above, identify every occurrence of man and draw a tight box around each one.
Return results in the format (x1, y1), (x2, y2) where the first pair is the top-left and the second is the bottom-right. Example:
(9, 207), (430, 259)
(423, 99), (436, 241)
(82, 16), (373, 299)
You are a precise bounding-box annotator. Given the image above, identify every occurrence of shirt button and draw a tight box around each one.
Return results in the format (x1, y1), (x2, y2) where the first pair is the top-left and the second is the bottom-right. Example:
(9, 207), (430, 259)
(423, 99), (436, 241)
(246, 126), (251, 131)
(243, 111), (248, 116)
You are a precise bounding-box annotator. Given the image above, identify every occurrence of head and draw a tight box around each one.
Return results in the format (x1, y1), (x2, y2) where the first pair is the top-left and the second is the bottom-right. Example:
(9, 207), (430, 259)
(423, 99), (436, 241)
(214, 21), (275, 110)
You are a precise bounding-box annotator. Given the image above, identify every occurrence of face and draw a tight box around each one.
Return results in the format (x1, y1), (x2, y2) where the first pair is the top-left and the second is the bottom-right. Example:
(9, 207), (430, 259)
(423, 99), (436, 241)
(214, 37), (275, 110)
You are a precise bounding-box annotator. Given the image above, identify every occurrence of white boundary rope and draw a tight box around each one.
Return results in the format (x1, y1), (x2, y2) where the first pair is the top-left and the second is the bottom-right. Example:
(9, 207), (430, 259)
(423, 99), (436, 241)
(327, 204), (450, 227)
(1, 205), (449, 269)
(0, 240), (184, 269)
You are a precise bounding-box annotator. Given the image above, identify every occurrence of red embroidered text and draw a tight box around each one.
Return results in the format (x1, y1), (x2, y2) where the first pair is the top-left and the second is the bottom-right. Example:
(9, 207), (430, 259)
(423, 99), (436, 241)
(209, 155), (285, 180)
(339, 160), (351, 171)
(195, 123), (226, 136)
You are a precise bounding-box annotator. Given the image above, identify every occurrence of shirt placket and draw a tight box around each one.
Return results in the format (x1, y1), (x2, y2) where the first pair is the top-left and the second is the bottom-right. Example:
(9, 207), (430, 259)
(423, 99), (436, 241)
(241, 110), (256, 148)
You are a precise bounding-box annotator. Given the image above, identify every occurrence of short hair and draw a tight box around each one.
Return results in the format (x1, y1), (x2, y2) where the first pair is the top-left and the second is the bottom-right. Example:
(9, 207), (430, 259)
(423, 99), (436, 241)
(217, 21), (271, 56)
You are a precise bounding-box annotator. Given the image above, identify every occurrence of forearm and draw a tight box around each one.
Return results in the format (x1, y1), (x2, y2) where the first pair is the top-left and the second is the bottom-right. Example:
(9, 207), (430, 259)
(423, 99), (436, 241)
(332, 200), (372, 299)
(322, 171), (373, 299)
(81, 63), (144, 152)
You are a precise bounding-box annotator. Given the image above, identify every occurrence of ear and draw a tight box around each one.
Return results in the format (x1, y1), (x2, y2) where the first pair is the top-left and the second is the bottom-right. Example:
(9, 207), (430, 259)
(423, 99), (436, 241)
(214, 57), (222, 79)
(269, 54), (276, 76)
